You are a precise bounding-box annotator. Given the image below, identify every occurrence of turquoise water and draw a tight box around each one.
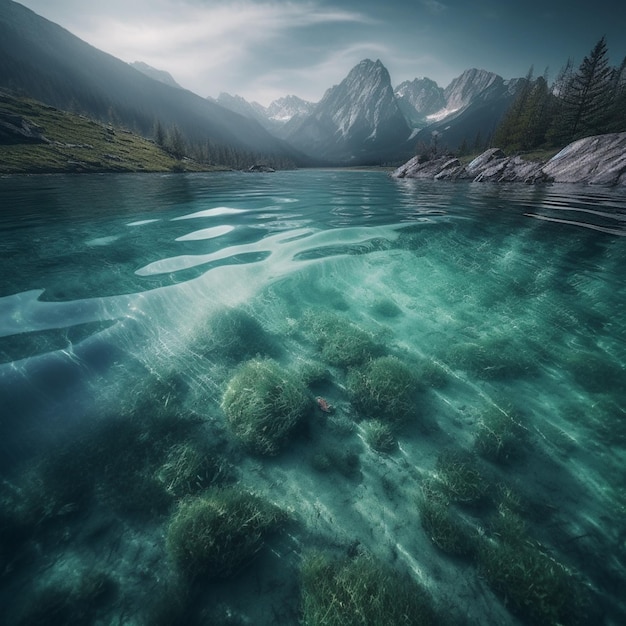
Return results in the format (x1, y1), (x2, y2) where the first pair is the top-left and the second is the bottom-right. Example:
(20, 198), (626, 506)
(0, 170), (625, 625)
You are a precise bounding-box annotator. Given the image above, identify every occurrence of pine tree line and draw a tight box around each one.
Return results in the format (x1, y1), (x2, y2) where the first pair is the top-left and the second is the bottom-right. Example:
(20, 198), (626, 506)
(151, 120), (297, 170)
(493, 37), (626, 153)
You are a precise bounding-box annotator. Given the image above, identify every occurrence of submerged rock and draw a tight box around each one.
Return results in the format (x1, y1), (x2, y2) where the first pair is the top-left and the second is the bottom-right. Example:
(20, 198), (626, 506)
(392, 132), (626, 186)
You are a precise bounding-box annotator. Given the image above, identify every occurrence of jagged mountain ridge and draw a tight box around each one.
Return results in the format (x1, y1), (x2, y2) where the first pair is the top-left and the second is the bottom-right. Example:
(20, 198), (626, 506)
(394, 77), (445, 127)
(0, 0), (521, 166)
(444, 68), (502, 112)
(284, 59), (412, 163)
(215, 92), (268, 125)
(0, 0), (305, 163)
(217, 63), (523, 162)
(411, 70), (524, 150)
(266, 95), (315, 122)
(214, 93), (314, 139)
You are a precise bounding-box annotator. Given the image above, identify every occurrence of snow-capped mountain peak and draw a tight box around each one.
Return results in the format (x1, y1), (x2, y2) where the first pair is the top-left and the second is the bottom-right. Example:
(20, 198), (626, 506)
(285, 58), (411, 161)
(266, 95), (315, 122)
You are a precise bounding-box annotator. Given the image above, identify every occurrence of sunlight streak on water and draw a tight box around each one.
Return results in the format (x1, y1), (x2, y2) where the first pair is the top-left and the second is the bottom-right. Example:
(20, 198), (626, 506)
(1, 171), (625, 625)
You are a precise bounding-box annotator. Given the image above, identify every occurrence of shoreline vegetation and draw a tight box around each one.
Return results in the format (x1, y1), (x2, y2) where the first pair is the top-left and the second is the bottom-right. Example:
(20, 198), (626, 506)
(0, 90), (226, 174)
(1, 89), (624, 184)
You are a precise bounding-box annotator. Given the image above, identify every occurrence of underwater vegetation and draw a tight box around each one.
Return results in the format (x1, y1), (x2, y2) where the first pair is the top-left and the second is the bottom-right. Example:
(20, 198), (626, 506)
(477, 532), (590, 626)
(2, 408), (224, 532)
(361, 419), (397, 453)
(222, 358), (313, 455)
(347, 355), (420, 425)
(474, 405), (528, 464)
(418, 450), (489, 557)
(165, 488), (288, 580)
(418, 462), (593, 626)
(418, 480), (478, 558)
(122, 370), (191, 421)
(298, 361), (332, 388)
(300, 551), (439, 626)
(434, 449), (488, 505)
(303, 310), (384, 368)
(413, 357), (449, 389)
(197, 307), (275, 362)
(444, 336), (538, 380)
(155, 441), (232, 498)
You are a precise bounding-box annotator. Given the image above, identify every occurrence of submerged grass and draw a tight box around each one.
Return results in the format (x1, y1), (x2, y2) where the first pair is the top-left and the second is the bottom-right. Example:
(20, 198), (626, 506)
(303, 310), (384, 368)
(362, 419), (397, 453)
(300, 551), (439, 626)
(222, 358), (313, 455)
(165, 488), (288, 580)
(347, 355), (420, 425)
(197, 306), (276, 363)
(477, 536), (590, 626)
(1, 170), (623, 624)
(418, 480), (479, 558)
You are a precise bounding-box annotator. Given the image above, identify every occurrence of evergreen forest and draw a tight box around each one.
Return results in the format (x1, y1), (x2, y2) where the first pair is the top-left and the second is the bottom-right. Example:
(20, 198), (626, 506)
(493, 37), (626, 153)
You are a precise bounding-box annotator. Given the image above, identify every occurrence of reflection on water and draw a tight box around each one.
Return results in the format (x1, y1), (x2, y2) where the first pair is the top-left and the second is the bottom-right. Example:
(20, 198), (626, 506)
(0, 171), (625, 625)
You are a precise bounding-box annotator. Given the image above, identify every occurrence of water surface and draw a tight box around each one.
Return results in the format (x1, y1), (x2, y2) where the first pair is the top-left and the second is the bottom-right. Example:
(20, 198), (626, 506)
(1, 170), (625, 625)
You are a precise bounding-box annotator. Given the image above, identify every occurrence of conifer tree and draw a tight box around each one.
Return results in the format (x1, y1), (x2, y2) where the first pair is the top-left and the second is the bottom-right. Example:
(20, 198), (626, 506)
(492, 67), (534, 150)
(606, 56), (626, 132)
(545, 59), (575, 147)
(153, 119), (166, 147)
(521, 74), (552, 149)
(166, 124), (186, 159)
(562, 36), (613, 138)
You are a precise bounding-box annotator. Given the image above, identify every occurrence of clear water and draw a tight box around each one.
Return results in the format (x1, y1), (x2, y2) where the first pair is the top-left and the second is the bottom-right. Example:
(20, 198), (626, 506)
(1, 170), (625, 625)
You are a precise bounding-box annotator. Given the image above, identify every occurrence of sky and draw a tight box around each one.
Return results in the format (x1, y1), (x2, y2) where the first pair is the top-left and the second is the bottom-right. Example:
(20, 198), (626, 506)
(16, 0), (626, 106)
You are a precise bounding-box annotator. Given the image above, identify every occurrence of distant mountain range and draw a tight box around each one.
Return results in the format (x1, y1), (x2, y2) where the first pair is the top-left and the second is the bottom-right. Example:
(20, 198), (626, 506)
(0, 0), (522, 166)
(216, 61), (521, 163)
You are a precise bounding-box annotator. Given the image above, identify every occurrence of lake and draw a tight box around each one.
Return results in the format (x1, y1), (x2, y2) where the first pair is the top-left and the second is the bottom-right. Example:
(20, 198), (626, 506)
(1, 169), (625, 625)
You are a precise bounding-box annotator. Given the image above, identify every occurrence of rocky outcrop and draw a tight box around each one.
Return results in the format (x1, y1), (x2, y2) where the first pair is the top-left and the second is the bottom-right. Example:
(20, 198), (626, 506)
(0, 110), (49, 144)
(391, 133), (626, 186)
(541, 133), (626, 185)
(247, 164), (275, 173)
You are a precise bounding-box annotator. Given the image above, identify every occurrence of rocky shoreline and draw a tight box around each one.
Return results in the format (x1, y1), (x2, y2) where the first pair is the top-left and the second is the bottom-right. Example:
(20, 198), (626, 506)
(392, 132), (626, 186)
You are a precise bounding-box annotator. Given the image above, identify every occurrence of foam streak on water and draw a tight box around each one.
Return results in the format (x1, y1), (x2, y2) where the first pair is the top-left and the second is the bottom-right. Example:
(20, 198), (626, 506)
(0, 170), (625, 625)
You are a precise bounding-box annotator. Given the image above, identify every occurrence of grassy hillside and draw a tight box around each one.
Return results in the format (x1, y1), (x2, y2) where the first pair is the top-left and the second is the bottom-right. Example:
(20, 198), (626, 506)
(0, 1), (302, 165)
(0, 91), (222, 174)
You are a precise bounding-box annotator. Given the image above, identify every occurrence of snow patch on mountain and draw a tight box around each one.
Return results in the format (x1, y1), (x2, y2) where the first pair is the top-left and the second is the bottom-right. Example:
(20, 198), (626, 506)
(266, 96), (315, 122)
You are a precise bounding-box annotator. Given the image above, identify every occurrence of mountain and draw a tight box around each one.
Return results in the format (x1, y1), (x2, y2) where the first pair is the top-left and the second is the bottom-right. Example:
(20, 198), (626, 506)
(215, 92), (268, 125)
(394, 77), (445, 127)
(0, 89), (221, 173)
(0, 0), (304, 164)
(129, 61), (182, 89)
(412, 70), (524, 151)
(215, 93), (315, 139)
(266, 95), (316, 123)
(443, 68), (503, 113)
(286, 59), (412, 164)
(214, 61), (519, 163)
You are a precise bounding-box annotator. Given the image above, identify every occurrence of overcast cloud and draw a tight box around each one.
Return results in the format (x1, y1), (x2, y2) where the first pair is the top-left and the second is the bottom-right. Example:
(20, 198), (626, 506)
(15, 0), (626, 106)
